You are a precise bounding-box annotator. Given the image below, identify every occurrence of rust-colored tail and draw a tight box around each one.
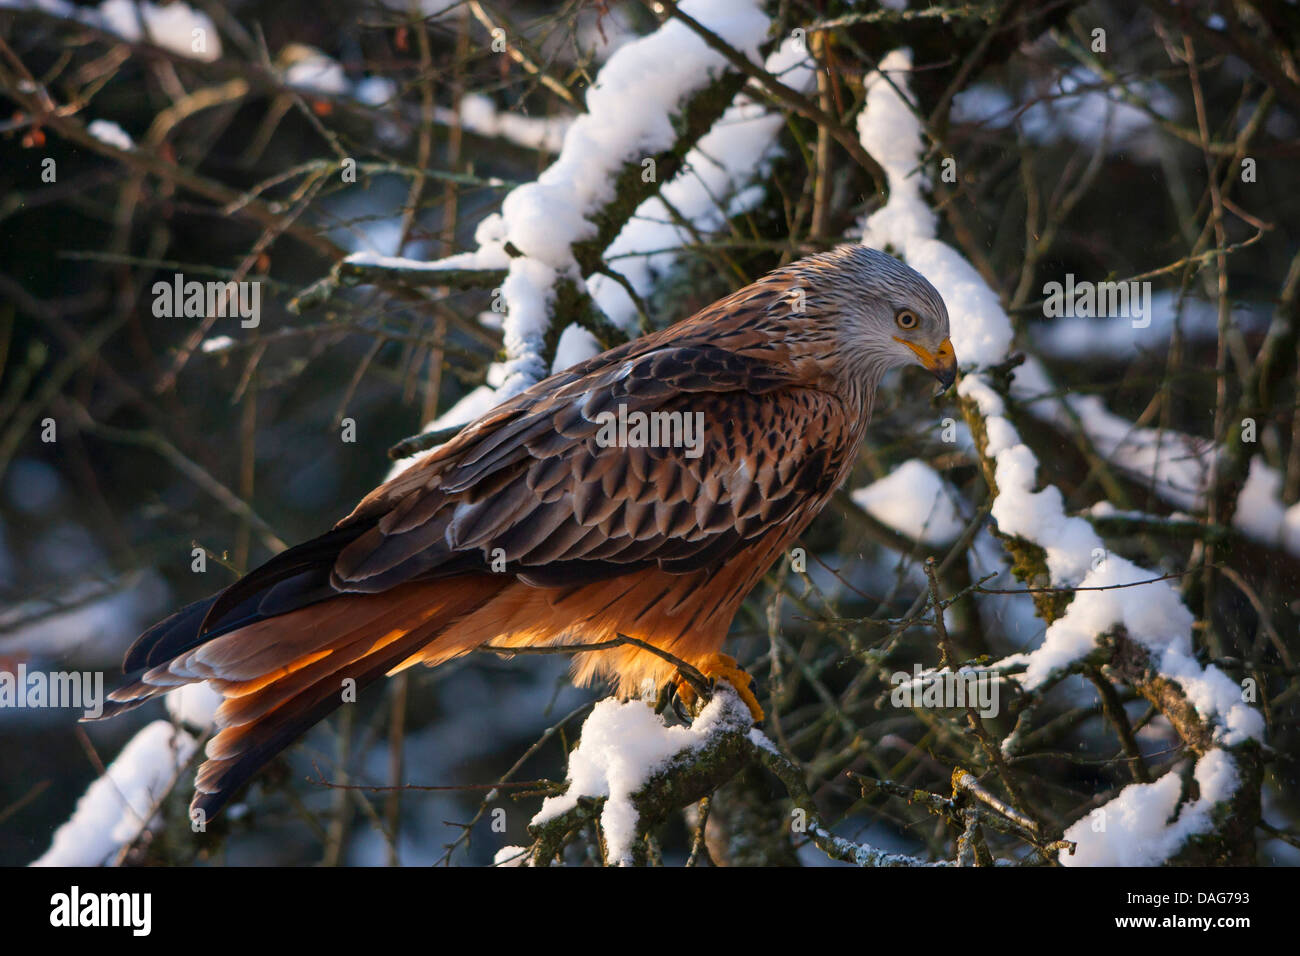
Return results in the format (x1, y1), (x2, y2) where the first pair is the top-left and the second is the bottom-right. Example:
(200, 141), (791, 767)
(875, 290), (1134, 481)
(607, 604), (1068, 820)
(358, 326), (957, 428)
(94, 571), (506, 820)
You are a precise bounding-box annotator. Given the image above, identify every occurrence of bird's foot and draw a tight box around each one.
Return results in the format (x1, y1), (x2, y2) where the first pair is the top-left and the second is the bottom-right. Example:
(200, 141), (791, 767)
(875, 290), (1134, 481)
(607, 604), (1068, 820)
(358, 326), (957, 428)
(670, 653), (764, 723)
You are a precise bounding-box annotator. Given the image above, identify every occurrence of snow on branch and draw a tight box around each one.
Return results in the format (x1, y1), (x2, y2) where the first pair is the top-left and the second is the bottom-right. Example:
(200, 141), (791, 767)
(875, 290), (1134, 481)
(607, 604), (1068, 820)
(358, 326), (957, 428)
(31, 683), (221, 866)
(850, 458), (966, 547)
(522, 687), (948, 867)
(855, 48), (1264, 866)
(586, 35), (818, 331)
(323, 0), (782, 448)
(0, 0), (224, 61)
(331, 2), (836, 466)
(1008, 357), (1300, 560)
(527, 688), (754, 866)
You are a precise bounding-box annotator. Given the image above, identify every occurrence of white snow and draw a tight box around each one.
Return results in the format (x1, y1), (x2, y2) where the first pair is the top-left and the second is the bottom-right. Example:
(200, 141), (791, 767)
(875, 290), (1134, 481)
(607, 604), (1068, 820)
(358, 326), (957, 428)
(956, 370), (1104, 585)
(453, 93), (571, 154)
(1061, 749), (1240, 866)
(1010, 554), (1262, 744)
(850, 459), (964, 544)
(588, 34), (817, 332)
(965, 365), (1264, 748)
(357, 0), (781, 460)
(492, 0), (767, 271)
(343, 248), (510, 273)
(1235, 458), (1300, 555)
(858, 50), (1013, 367)
(551, 324), (601, 373)
(354, 76), (397, 107)
(200, 334), (234, 354)
(1034, 291), (1264, 360)
(418, 0), (767, 397)
(282, 47), (349, 95)
(0, 0), (222, 60)
(952, 70), (1176, 161)
(497, 258), (560, 395)
(28, 676), (220, 865)
(531, 688), (751, 865)
(30, 680), (218, 865)
(1009, 355), (1300, 558)
(493, 845), (529, 866)
(165, 681), (222, 728)
(98, 0), (222, 62)
(32, 720), (198, 866)
(87, 118), (133, 151)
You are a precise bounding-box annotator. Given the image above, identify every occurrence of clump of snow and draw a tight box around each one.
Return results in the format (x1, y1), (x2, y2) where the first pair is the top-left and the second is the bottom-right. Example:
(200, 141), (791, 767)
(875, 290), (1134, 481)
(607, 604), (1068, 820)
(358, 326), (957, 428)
(454, 93), (571, 154)
(32, 720), (197, 866)
(1061, 749), (1239, 866)
(1010, 355), (1300, 559)
(165, 681), (222, 728)
(1034, 291), (1264, 360)
(957, 373), (1103, 584)
(850, 459), (964, 544)
(968, 364), (1262, 744)
(551, 324), (601, 373)
(496, 258), (560, 396)
(1015, 557), (1181, 691)
(858, 50), (1013, 367)
(200, 334), (234, 354)
(457, 0), (767, 395)
(343, 247), (511, 273)
(493, 845), (528, 867)
(1009, 554), (1262, 744)
(282, 46), (349, 95)
(952, 70), (1177, 162)
(1232, 457), (1300, 557)
(531, 688), (752, 865)
(858, 50), (936, 245)
(357, 0), (778, 433)
(354, 76), (396, 107)
(99, 0), (222, 62)
(87, 118), (133, 150)
(494, 0), (767, 270)
(588, 33), (817, 332)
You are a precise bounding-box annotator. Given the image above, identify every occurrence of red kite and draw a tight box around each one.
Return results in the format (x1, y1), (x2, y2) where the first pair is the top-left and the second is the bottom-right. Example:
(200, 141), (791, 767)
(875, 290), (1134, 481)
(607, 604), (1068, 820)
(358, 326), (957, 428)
(96, 244), (955, 818)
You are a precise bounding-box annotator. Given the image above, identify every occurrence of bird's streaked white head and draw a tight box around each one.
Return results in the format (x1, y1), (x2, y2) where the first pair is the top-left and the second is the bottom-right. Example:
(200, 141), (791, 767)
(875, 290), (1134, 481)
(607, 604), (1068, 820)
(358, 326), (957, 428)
(801, 244), (956, 392)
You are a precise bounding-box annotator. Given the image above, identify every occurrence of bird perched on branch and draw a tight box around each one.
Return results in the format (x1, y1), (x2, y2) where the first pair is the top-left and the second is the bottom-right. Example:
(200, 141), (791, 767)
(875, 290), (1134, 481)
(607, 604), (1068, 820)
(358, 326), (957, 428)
(93, 244), (956, 819)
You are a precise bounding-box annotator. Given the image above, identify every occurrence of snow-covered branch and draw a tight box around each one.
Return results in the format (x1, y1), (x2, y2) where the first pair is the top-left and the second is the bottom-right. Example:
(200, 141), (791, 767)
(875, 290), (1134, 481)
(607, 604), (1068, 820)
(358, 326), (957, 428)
(856, 48), (1265, 867)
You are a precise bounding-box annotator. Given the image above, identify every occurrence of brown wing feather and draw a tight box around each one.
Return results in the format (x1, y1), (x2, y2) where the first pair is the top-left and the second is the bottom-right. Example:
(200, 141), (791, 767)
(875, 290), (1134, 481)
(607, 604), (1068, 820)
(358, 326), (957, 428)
(330, 350), (853, 593)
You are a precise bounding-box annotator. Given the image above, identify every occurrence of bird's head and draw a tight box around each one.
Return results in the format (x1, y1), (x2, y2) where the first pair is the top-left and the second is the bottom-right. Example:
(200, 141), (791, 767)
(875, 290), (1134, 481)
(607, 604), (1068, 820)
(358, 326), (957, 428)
(799, 245), (956, 391)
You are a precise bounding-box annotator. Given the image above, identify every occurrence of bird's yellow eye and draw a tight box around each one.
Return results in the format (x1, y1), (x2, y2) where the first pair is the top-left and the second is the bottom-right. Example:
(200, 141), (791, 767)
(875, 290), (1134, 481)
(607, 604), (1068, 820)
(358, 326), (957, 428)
(895, 310), (919, 330)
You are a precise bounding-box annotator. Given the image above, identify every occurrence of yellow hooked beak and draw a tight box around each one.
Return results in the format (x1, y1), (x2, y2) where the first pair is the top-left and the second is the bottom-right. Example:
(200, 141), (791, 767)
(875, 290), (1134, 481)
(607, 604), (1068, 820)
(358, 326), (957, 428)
(894, 336), (957, 389)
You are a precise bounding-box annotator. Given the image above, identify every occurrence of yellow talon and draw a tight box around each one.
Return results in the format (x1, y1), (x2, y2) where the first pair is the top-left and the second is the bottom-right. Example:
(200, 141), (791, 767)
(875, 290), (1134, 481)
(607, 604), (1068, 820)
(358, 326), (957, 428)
(673, 653), (764, 723)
